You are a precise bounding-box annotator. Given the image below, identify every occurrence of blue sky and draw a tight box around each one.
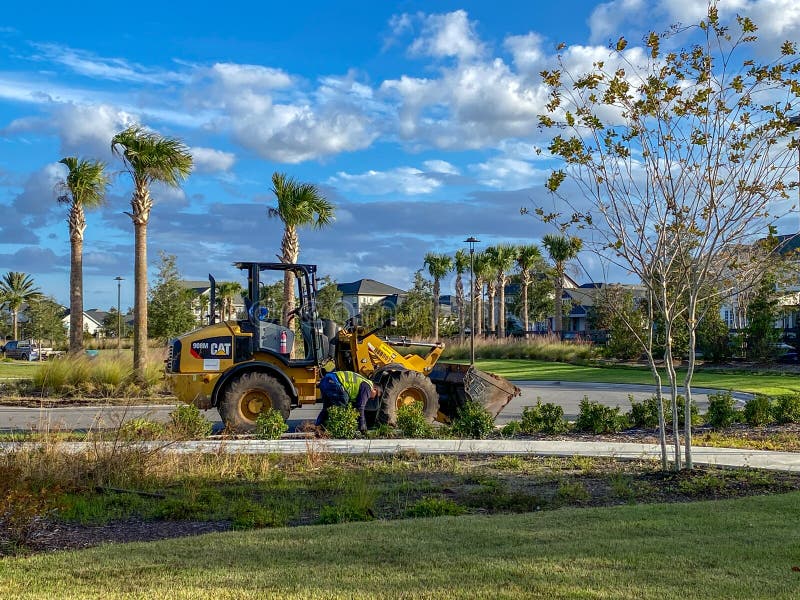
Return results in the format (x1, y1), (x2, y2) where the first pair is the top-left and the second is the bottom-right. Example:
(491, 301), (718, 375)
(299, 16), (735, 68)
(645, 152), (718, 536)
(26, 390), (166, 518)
(1, 0), (798, 311)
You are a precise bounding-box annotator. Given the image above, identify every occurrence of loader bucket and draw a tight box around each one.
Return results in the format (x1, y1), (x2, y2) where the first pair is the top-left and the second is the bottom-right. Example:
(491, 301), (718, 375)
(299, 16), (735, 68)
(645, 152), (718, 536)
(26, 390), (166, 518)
(429, 362), (521, 422)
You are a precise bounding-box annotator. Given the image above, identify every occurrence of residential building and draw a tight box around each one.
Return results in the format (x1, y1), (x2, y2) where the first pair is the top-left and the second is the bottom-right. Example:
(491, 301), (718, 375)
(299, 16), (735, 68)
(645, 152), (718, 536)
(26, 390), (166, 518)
(337, 279), (407, 316)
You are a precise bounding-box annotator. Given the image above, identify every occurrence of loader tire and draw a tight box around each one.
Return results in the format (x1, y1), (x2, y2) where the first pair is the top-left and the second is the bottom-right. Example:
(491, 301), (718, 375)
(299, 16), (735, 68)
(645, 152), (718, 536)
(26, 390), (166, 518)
(378, 371), (439, 426)
(219, 372), (291, 433)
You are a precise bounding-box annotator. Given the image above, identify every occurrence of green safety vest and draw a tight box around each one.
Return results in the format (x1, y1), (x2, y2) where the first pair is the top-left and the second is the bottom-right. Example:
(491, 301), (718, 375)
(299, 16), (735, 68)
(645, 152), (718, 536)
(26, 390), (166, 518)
(334, 371), (374, 399)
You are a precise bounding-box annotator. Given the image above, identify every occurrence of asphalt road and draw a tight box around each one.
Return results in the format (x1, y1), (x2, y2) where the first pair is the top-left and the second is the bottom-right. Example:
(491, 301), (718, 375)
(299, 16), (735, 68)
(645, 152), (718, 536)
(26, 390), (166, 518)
(0, 381), (752, 433)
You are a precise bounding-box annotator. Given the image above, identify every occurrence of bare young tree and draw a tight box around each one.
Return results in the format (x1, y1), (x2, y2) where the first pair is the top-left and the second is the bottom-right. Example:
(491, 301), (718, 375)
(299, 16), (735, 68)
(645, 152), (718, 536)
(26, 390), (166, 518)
(534, 6), (800, 469)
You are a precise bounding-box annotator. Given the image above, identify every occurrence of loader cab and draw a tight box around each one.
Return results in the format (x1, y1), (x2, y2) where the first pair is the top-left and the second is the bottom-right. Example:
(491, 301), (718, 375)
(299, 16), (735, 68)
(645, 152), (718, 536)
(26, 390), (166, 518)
(231, 262), (331, 367)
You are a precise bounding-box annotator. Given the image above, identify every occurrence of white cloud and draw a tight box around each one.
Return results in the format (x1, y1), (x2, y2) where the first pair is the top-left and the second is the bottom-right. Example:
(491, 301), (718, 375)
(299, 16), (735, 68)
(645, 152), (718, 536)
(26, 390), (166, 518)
(32, 43), (187, 85)
(210, 63), (293, 90)
(470, 156), (545, 189)
(189, 146), (236, 173)
(504, 33), (546, 75)
(408, 10), (485, 61)
(329, 167), (443, 195)
(589, 0), (800, 51)
(423, 160), (460, 175)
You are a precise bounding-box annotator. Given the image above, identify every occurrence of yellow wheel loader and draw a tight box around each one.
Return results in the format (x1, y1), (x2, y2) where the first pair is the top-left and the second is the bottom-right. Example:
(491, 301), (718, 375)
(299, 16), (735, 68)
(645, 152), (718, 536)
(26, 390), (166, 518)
(165, 262), (519, 432)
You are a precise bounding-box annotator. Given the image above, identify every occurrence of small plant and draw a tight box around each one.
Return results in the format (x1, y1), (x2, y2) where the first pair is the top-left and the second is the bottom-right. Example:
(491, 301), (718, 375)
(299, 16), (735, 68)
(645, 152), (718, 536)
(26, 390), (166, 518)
(405, 497), (466, 518)
(771, 393), (800, 424)
(500, 420), (522, 437)
(396, 402), (434, 438)
(705, 392), (740, 429)
(0, 488), (55, 554)
(575, 397), (627, 434)
(255, 408), (288, 440)
(743, 395), (774, 426)
(118, 418), (166, 441)
(493, 456), (524, 471)
(367, 423), (396, 439)
(555, 481), (590, 504)
(168, 404), (213, 439)
(450, 401), (495, 439)
(521, 400), (568, 434)
(231, 500), (286, 529)
(324, 406), (360, 439)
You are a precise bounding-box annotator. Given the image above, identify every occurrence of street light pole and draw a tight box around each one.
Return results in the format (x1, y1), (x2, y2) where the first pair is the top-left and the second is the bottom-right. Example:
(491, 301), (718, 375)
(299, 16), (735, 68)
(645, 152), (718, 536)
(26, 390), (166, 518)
(464, 237), (480, 366)
(114, 276), (123, 353)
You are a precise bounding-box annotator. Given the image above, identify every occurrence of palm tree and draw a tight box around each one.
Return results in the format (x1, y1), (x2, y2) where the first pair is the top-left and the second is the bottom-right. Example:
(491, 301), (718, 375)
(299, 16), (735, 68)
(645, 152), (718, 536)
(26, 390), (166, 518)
(0, 272), (41, 340)
(482, 246), (500, 335)
(488, 245), (518, 338)
(112, 125), (193, 379)
(542, 234), (583, 337)
(216, 281), (244, 321)
(453, 249), (470, 343)
(57, 157), (109, 355)
(516, 244), (543, 333)
(472, 252), (492, 336)
(423, 253), (453, 340)
(268, 172), (334, 326)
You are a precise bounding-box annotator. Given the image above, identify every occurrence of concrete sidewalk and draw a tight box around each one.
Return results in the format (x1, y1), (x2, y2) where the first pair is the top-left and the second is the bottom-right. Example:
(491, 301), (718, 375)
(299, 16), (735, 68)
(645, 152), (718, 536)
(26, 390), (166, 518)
(2, 439), (798, 472)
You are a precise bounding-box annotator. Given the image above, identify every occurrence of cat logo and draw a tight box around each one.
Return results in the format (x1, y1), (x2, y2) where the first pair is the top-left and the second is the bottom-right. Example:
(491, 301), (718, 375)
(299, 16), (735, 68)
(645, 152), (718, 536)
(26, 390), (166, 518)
(211, 342), (231, 356)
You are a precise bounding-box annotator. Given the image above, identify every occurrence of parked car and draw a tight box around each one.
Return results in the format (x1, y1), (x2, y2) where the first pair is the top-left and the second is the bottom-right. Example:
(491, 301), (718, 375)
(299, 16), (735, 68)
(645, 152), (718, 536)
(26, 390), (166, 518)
(2, 340), (44, 361)
(777, 351), (799, 364)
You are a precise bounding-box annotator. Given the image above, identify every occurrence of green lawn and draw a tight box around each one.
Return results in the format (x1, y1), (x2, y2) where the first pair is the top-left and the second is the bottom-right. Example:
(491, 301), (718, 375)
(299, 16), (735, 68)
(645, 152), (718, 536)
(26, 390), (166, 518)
(477, 359), (800, 395)
(2, 492), (799, 599)
(0, 361), (40, 380)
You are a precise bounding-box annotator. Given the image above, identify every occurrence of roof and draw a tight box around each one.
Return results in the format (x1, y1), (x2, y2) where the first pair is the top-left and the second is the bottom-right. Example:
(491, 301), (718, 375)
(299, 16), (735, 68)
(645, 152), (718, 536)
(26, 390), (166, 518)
(179, 280), (211, 293)
(338, 279), (406, 296)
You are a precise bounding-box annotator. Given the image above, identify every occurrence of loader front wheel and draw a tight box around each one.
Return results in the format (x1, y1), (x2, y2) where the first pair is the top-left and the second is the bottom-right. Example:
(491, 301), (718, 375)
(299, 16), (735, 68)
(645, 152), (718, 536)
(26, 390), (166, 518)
(379, 371), (439, 426)
(220, 372), (291, 433)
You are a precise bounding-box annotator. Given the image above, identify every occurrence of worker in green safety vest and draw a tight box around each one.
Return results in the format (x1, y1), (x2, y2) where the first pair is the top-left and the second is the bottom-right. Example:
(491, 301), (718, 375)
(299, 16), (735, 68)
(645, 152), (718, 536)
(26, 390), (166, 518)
(316, 371), (382, 433)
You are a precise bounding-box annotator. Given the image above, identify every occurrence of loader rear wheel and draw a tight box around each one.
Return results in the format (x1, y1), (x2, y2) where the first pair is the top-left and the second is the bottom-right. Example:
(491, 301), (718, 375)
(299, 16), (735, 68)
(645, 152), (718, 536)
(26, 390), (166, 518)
(220, 372), (291, 433)
(378, 371), (439, 426)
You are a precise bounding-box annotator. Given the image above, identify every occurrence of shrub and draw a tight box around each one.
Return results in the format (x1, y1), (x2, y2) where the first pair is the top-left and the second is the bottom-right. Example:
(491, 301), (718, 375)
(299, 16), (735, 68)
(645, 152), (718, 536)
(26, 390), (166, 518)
(118, 418), (167, 441)
(168, 404), (213, 439)
(575, 397), (627, 434)
(500, 420), (522, 437)
(743, 395), (774, 426)
(324, 406), (360, 439)
(0, 488), (54, 554)
(771, 393), (800, 424)
(627, 395), (660, 429)
(396, 402), (434, 438)
(627, 394), (701, 430)
(520, 400), (568, 434)
(405, 497), (466, 518)
(450, 401), (495, 439)
(254, 408), (288, 440)
(705, 392), (740, 429)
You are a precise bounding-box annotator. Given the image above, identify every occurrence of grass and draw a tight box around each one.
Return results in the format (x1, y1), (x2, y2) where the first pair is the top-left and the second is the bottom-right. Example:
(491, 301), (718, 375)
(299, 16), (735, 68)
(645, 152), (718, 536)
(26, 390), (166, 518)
(2, 492), (799, 599)
(0, 362), (40, 380)
(475, 359), (800, 395)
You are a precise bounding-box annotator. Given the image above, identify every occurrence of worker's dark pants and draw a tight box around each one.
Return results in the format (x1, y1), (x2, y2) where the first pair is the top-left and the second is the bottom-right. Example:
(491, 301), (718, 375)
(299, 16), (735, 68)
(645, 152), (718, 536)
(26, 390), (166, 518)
(316, 376), (349, 426)
(316, 376), (368, 430)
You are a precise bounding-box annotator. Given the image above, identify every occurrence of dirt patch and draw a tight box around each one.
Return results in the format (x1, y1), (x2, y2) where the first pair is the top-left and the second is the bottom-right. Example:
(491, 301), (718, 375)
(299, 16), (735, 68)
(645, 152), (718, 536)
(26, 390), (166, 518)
(22, 519), (231, 554)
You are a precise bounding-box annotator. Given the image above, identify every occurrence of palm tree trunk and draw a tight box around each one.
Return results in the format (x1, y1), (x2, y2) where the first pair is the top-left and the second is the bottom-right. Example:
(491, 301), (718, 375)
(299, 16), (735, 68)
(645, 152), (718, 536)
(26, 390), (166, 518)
(11, 309), (18, 340)
(487, 286), (496, 336)
(522, 277), (530, 333)
(474, 278), (483, 336)
(133, 219), (148, 380)
(281, 226), (298, 326)
(498, 276), (506, 338)
(455, 274), (464, 344)
(432, 279), (440, 340)
(69, 234), (84, 354)
(553, 267), (563, 337)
